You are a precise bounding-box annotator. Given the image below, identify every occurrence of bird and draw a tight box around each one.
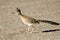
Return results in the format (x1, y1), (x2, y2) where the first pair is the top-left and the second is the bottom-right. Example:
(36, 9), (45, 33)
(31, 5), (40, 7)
(16, 8), (60, 32)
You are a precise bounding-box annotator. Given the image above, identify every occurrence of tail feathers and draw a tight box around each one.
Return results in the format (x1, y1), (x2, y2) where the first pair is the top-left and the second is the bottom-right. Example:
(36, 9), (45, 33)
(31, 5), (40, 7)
(38, 20), (60, 25)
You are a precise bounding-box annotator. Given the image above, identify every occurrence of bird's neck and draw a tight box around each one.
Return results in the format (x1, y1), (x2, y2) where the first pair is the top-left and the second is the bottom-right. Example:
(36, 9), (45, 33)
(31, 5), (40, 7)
(19, 14), (24, 17)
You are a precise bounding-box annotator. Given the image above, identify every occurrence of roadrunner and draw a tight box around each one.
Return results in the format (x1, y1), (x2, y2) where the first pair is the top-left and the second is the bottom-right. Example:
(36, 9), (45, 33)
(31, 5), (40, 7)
(16, 8), (60, 32)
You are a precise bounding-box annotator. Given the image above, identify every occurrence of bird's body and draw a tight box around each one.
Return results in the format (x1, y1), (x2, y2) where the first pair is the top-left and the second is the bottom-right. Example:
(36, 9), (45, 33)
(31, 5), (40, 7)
(20, 15), (34, 26)
(20, 15), (39, 26)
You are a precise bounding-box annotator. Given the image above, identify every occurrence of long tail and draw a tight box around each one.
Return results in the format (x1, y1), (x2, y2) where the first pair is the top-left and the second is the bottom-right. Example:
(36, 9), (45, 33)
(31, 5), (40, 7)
(38, 20), (60, 25)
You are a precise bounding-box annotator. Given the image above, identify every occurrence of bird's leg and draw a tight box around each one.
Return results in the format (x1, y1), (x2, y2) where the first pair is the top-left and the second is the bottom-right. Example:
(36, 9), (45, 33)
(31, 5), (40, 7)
(32, 26), (36, 31)
(26, 25), (36, 33)
(31, 25), (36, 33)
(27, 26), (31, 32)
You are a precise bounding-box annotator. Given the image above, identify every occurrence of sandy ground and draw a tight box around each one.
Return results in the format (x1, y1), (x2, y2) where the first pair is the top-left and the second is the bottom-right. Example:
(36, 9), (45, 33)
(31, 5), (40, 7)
(0, 0), (60, 40)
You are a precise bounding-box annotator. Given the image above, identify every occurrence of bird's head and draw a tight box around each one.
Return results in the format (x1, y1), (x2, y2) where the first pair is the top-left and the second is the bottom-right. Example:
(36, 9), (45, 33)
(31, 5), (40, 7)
(16, 8), (22, 15)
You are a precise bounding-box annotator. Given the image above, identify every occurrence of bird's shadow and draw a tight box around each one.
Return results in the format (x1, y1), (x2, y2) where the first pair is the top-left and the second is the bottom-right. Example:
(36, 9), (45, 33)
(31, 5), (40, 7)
(42, 29), (60, 32)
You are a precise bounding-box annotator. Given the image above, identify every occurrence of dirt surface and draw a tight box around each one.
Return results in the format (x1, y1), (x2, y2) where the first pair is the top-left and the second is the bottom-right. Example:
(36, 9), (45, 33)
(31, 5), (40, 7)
(0, 0), (60, 40)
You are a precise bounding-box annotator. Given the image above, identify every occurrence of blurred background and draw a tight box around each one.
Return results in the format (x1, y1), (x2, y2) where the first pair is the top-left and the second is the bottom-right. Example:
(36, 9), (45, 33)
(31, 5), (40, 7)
(0, 0), (60, 40)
